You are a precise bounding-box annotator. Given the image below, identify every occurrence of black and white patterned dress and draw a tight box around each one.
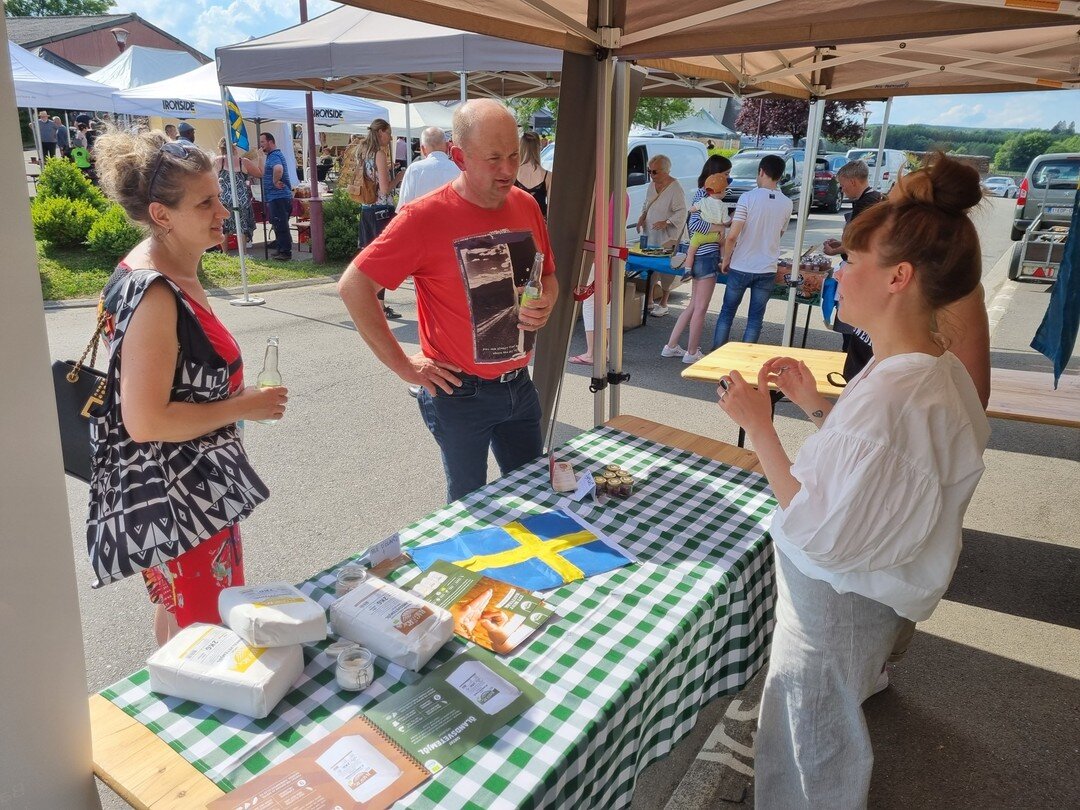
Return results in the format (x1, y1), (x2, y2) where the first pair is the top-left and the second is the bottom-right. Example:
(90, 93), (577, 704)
(86, 269), (269, 588)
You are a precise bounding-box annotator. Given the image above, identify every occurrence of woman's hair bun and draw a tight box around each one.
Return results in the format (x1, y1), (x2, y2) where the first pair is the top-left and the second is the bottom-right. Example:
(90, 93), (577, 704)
(893, 152), (982, 215)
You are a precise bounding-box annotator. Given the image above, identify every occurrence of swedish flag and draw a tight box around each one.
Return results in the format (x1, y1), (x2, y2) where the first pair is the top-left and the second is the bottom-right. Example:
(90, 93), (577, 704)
(410, 510), (632, 591)
(224, 89), (249, 151)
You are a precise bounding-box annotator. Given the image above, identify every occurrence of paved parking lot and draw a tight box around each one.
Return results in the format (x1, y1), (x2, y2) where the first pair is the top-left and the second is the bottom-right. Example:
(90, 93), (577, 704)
(44, 198), (1078, 808)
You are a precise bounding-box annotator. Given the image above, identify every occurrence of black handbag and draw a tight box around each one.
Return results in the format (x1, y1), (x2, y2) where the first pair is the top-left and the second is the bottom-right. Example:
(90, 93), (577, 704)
(51, 312), (107, 483)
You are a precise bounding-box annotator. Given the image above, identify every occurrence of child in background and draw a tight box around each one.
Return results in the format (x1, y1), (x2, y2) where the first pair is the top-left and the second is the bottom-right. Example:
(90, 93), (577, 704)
(680, 173), (731, 274)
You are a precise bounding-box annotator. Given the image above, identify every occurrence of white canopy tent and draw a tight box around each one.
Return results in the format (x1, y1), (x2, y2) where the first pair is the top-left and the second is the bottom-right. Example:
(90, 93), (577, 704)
(9, 40), (116, 110)
(320, 99), (459, 137)
(111, 62), (388, 124)
(85, 45), (204, 90)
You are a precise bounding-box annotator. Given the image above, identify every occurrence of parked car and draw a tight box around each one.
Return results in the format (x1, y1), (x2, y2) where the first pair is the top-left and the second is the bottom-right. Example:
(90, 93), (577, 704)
(722, 150), (802, 213)
(1011, 153), (1080, 241)
(844, 148), (910, 194)
(540, 136), (708, 243)
(787, 149), (843, 213)
(823, 153), (849, 173)
(982, 176), (1019, 198)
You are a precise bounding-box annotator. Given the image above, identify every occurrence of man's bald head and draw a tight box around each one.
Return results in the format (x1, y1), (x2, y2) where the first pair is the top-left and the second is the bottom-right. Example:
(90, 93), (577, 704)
(420, 126), (448, 154)
(452, 99), (516, 151)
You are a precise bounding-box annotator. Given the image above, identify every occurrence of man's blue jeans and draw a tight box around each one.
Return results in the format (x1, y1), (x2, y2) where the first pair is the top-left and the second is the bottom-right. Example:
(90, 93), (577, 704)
(417, 370), (543, 503)
(267, 197), (292, 257)
(712, 268), (776, 347)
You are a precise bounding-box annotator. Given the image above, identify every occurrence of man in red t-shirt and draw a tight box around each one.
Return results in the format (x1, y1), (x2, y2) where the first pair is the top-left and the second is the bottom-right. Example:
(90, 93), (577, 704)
(339, 99), (559, 502)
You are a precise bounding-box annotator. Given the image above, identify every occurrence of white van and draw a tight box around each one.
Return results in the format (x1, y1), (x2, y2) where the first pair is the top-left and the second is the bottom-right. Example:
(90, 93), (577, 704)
(845, 148), (910, 194)
(541, 136), (709, 243)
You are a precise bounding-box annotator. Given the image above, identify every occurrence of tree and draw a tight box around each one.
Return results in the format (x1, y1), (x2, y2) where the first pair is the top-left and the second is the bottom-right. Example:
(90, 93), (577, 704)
(6, 0), (114, 14)
(633, 98), (694, 130)
(506, 98), (558, 129)
(993, 131), (1054, 172)
(734, 99), (867, 146)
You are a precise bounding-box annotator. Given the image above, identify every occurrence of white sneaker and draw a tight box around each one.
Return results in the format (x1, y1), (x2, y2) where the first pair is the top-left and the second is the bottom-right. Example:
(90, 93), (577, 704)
(650, 304), (669, 317)
(682, 349), (704, 364)
(660, 344), (686, 358)
(244, 241), (254, 249)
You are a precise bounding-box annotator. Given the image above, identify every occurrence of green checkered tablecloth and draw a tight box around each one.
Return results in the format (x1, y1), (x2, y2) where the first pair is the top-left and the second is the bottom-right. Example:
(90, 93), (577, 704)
(101, 425), (777, 808)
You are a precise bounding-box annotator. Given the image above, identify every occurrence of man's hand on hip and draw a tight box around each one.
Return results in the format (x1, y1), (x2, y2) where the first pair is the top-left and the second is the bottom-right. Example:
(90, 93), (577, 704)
(401, 352), (463, 396)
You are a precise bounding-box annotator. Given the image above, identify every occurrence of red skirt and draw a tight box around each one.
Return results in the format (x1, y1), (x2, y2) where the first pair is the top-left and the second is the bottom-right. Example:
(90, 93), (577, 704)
(142, 524), (244, 627)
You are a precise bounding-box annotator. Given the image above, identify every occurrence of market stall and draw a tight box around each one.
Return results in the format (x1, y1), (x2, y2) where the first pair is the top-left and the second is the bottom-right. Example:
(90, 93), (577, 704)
(90, 417), (775, 808)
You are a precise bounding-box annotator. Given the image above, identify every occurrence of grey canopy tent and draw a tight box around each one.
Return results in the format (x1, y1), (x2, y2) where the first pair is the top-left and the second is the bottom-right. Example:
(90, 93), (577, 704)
(663, 110), (735, 139)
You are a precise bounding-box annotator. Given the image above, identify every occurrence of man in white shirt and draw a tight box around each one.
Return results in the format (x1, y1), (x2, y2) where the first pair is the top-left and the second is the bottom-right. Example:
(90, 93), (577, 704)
(396, 127), (462, 209)
(713, 154), (793, 346)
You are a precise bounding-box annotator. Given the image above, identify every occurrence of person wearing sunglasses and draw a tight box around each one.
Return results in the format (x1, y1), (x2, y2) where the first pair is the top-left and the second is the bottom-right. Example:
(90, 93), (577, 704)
(635, 155), (687, 316)
(87, 130), (288, 645)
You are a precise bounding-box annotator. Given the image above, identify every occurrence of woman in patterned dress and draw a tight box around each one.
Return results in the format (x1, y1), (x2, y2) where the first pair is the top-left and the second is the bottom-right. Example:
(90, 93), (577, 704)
(212, 137), (259, 252)
(91, 129), (289, 644)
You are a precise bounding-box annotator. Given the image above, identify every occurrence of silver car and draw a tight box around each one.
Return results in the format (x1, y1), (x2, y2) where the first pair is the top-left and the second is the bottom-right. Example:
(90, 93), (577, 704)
(1012, 153), (1080, 241)
(982, 176), (1018, 198)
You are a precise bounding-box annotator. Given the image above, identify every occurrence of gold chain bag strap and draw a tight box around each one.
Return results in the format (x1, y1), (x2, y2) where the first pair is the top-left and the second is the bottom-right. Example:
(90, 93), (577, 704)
(51, 310), (109, 483)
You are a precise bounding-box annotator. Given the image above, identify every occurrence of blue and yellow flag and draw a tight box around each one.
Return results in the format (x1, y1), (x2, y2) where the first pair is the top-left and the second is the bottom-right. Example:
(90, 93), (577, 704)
(224, 89), (249, 151)
(410, 510), (632, 591)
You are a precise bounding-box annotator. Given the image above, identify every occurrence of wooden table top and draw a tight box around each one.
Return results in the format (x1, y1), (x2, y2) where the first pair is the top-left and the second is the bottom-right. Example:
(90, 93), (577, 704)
(89, 417), (760, 809)
(985, 368), (1080, 428)
(681, 342), (847, 397)
(681, 342), (1080, 429)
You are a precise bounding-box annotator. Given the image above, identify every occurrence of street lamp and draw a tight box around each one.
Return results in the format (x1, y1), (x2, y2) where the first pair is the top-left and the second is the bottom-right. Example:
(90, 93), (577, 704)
(110, 27), (130, 52)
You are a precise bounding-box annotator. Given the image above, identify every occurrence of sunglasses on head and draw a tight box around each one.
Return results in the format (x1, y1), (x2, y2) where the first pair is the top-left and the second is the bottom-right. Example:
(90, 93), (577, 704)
(148, 141), (200, 200)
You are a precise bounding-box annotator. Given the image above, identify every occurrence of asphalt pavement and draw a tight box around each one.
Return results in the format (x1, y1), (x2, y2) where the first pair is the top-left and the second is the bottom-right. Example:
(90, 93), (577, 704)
(43, 197), (1078, 809)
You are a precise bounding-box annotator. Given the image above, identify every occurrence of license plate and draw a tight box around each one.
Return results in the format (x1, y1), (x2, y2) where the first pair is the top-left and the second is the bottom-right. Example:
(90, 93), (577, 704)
(1047, 207), (1071, 215)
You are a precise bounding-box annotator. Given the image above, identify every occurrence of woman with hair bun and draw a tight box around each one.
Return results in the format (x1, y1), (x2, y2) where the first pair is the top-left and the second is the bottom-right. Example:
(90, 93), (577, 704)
(715, 154), (990, 806)
(89, 129), (288, 645)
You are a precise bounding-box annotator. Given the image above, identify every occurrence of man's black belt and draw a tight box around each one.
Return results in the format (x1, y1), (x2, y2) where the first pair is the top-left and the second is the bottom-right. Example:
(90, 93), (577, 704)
(457, 368), (527, 385)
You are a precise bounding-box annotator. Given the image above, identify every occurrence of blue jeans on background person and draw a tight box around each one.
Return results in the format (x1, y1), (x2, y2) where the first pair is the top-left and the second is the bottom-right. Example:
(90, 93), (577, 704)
(267, 197), (292, 257)
(417, 370), (543, 503)
(712, 268), (776, 347)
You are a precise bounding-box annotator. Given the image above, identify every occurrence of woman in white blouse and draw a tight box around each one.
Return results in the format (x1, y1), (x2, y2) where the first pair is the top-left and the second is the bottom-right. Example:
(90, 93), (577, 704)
(716, 154), (990, 808)
(636, 154), (687, 316)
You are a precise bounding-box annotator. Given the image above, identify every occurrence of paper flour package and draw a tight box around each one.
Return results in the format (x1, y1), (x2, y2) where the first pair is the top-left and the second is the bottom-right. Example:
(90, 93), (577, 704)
(219, 582), (327, 648)
(148, 624), (304, 719)
(329, 577), (453, 671)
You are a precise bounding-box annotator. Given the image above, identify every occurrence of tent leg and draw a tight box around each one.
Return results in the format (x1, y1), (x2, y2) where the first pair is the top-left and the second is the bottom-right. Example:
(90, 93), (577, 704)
(304, 93), (326, 264)
(255, 120), (270, 261)
(591, 55), (614, 428)
(460, 72), (467, 104)
(873, 97), (893, 191)
(30, 107), (43, 166)
(607, 60), (630, 421)
(781, 97), (824, 347)
(404, 100), (412, 165)
(220, 85), (264, 307)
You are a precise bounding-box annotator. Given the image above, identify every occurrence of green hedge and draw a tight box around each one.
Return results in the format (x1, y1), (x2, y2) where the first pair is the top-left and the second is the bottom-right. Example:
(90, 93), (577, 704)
(88, 205), (144, 257)
(31, 196), (99, 247)
(35, 156), (108, 211)
(324, 187), (361, 261)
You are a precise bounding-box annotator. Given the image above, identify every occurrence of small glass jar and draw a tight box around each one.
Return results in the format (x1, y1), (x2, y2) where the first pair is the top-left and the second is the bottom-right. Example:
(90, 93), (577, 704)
(335, 564), (367, 597)
(336, 646), (375, 692)
(592, 474), (608, 495)
(618, 475), (635, 498)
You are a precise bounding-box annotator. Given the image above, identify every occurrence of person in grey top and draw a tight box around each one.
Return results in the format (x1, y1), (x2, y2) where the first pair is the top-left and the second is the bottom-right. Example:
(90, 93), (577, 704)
(33, 111), (58, 158)
(52, 116), (70, 157)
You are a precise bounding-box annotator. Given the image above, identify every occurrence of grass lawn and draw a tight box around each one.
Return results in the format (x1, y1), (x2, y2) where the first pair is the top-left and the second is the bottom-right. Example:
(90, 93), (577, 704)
(38, 241), (346, 301)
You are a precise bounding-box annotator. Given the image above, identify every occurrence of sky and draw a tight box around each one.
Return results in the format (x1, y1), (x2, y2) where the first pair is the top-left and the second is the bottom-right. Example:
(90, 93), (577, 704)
(117, 0), (1078, 131)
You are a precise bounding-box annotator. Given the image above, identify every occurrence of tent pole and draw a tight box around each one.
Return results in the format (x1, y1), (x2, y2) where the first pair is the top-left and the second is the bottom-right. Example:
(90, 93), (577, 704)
(460, 72), (467, 104)
(591, 55), (614, 427)
(404, 95), (412, 165)
(221, 85), (264, 307)
(256, 119), (269, 260)
(781, 97), (824, 347)
(873, 97), (893, 191)
(608, 60), (629, 420)
(30, 107), (43, 166)
(304, 93), (326, 263)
